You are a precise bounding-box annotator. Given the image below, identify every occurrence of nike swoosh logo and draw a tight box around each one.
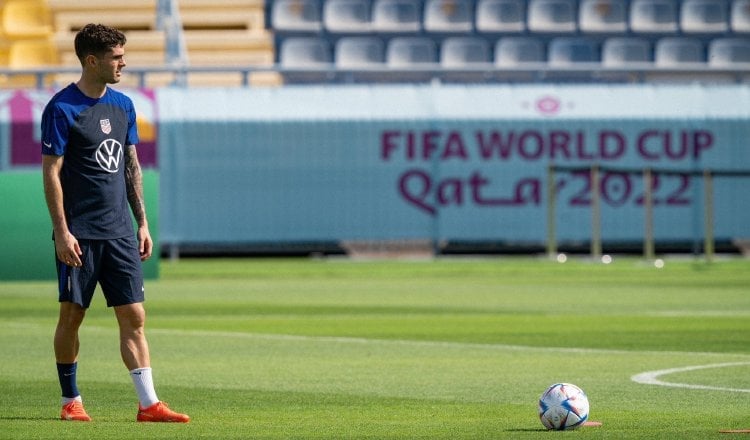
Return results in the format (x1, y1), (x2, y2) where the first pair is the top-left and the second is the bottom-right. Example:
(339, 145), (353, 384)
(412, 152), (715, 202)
(43, 141), (52, 149)
(63, 373), (74, 376)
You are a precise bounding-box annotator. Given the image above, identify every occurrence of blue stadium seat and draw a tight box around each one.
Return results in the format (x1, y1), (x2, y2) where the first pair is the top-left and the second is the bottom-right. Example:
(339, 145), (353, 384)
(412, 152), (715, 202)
(708, 38), (750, 66)
(548, 37), (600, 65)
(371, 0), (421, 32)
(386, 37), (438, 66)
(730, 0), (750, 33)
(271, 0), (323, 32)
(527, 0), (577, 33)
(323, 0), (372, 33)
(335, 36), (385, 67)
(475, 0), (526, 33)
(602, 37), (652, 66)
(423, 0), (473, 33)
(579, 0), (628, 33)
(680, 0), (729, 34)
(630, 0), (678, 33)
(440, 36), (490, 66)
(494, 37), (545, 66)
(654, 37), (704, 66)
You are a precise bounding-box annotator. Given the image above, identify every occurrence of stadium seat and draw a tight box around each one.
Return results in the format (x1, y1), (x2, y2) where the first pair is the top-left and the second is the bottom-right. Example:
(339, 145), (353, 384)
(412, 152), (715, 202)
(423, 0), (473, 33)
(335, 36), (385, 67)
(629, 0), (678, 33)
(494, 37), (545, 66)
(680, 0), (729, 34)
(730, 0), (750, 33)
(2, 0), (53, 38)
(654, 37), (704, 65)
(475, 0), (525, 33)
(528, 0), (577, 33)
(335, 36), (385, 82)
(708, 38), (750, 66)
(271, 0), (323, 32)
(578, 0), (628, 33)
(323, 0), (372, 33)
(280, 37), (332, 67)
(440, 36), (490, 66)
(371, 0), (421, 32)
(548, 37), (600, 65)
(279, 37), (333, 83)
(602, 37), (652, 66)
(4, 38), (59, 88)
(386, 37), (437, 66)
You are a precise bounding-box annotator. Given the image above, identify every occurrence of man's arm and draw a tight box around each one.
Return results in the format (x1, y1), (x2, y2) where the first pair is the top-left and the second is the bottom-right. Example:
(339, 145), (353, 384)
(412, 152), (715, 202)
(124, 145), (152, 261)
(42, 154), (82, 266)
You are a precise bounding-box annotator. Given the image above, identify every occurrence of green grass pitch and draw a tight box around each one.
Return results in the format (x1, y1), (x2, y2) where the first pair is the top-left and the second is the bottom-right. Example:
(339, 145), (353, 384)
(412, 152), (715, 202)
(1, 256), (749, 439)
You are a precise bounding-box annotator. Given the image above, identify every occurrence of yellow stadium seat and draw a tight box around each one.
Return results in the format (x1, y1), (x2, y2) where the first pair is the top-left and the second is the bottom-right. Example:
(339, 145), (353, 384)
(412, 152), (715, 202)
(0, 37), (58, 87)
(2, 0), (53, 38)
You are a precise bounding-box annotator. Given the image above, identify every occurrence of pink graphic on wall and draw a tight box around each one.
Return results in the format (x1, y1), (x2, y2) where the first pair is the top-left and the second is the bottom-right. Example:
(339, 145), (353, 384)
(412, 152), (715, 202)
(8, 88), (158, 168)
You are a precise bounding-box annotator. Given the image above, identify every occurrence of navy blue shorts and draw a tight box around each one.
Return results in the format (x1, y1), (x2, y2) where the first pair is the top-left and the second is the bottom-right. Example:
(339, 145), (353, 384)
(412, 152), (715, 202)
(56, 237), (145, 308)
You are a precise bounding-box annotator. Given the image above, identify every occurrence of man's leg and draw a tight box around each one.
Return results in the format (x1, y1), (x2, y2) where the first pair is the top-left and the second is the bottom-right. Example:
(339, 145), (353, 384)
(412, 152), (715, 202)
(114, 302), (189, 423)
(55, 302), (91, 421)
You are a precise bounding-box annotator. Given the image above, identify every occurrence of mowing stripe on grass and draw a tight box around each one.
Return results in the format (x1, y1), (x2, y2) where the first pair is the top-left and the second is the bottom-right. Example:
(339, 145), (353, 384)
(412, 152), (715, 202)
(631, 362), (750, 393)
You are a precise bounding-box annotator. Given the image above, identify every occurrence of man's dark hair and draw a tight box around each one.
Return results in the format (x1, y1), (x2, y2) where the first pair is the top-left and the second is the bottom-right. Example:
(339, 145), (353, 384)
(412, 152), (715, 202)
(74, 24), (127, 63)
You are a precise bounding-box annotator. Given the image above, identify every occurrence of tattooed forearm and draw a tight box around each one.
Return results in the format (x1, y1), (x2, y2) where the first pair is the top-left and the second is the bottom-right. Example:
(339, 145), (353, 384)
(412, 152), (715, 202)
(124, 145), (148, 227)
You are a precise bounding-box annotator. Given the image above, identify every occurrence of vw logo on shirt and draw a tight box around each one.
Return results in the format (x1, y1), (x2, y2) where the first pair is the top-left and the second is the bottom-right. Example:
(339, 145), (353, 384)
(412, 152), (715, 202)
(95, 139), (123, 173)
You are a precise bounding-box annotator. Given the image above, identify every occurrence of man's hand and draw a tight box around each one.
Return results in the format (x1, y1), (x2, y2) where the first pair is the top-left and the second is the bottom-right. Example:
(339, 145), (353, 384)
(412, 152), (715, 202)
(137, 226), (153, 261)
(55, 230), (82, 267)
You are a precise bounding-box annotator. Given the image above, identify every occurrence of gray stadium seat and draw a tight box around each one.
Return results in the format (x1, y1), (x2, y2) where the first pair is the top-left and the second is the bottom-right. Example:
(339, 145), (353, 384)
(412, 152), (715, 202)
(527, 0), (577, 33)
(323, 0), (372, 33)
(440, 37), (490, 66)
(548, 38), (599, 65)
(423, 0), (473, 33)
(335, 36), (385, 67)
(629, 0), (678, 33)
(708, 38), (750, 66)
(602, 37), (652, 66)
(279, 37), (332, 67)
(654, 37), (704, 66)
(680, 0), (729, 34)
(371, 0), (421, 32)
(271, 0), (323, 32)
(386, 37), (438, 66)
(578, 0), (628, 33)
(475, 0), (526, 33)
(494, 37), (545, 66)
(730, 0), (750, 33)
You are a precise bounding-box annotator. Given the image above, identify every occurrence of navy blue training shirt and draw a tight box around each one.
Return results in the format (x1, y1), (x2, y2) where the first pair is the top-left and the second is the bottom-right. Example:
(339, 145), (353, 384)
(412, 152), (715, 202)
(41, 83), (140, 239)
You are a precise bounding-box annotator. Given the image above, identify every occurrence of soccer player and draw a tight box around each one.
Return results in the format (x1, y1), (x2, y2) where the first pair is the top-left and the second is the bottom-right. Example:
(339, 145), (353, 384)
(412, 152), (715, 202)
(41, 23), (189, 423)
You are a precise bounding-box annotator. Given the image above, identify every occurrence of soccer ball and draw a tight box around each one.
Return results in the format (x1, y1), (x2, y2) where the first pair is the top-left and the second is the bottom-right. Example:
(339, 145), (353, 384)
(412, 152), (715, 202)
(538, 383), (589, 430)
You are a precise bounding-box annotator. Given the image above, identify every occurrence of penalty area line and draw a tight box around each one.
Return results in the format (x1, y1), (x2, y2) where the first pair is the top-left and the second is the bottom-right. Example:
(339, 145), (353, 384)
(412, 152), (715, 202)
(631, 362), (750, 393)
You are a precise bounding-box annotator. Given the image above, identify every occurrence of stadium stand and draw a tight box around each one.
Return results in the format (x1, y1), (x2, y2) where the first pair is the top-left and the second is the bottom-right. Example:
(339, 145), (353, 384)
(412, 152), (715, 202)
(0, 0), (750, 87)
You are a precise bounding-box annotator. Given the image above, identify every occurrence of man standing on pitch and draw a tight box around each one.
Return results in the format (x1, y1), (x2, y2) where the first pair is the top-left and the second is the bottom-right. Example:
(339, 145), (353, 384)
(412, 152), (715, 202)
(41, 23), (189, 423)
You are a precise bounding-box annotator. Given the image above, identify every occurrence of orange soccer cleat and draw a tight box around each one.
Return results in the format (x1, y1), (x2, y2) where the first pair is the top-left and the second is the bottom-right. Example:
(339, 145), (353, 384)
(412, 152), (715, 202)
(60, 400), (92, 422)
(136, 401), (190, 423)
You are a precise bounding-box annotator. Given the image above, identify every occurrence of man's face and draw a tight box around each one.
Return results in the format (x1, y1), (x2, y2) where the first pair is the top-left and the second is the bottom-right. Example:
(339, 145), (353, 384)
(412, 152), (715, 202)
(94, 45), (126, 84)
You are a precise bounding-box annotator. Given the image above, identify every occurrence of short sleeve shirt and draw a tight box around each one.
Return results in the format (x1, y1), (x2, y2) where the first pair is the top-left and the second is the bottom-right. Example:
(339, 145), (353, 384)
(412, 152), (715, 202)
(41, 83), (139, 239)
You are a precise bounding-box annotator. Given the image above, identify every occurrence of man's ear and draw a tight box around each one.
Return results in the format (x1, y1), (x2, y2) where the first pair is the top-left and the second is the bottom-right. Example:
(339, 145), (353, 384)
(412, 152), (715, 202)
(84, 54), (98, 68)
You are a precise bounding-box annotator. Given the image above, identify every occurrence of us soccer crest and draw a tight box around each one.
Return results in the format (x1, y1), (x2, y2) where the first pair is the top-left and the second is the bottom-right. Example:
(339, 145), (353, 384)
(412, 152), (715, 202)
(100, 119), (111, 134)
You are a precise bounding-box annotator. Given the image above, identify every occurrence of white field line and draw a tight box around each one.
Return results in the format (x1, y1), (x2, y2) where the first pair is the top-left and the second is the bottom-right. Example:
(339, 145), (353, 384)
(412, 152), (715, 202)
(631, 362), (750, 393)
(6, 320), (750, 360)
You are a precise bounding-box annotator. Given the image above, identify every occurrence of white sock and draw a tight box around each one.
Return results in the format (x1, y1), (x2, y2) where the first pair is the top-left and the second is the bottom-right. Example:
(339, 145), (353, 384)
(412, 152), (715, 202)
(61, 395), (82, 405)
(129, 367), (159, 408)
